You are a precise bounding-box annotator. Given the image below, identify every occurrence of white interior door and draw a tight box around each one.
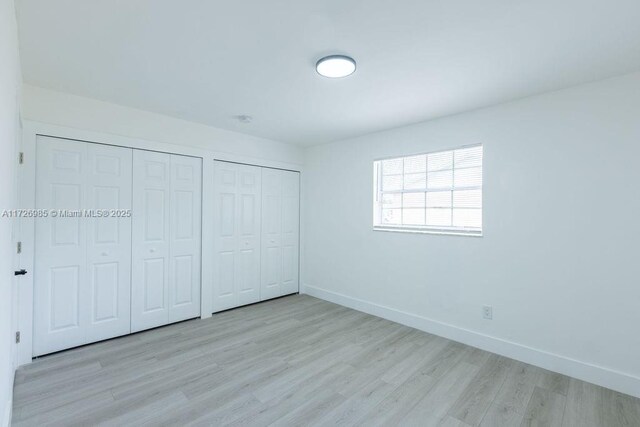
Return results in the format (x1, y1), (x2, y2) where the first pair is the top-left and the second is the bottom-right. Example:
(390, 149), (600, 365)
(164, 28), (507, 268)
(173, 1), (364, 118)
(131, 150), (171, 332)
(34, 136), (132, 356)
(261, 168), (300, 300)
(212, 161), (262, 312)
(168, 155), (202, 322)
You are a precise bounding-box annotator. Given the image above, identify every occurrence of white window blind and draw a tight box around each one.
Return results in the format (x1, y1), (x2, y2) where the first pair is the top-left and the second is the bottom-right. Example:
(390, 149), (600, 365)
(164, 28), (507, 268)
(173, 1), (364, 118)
(373, 144), (483, 235)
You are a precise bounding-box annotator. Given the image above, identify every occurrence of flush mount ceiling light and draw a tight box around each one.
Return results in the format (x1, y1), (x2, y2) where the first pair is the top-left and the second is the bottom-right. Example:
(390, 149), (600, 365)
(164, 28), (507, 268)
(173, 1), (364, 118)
(316, 55), (356, 78)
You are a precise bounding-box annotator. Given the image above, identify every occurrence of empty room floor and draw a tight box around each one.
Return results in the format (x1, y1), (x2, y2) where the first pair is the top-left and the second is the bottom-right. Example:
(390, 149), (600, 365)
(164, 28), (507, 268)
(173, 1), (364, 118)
(12, 295), (640, 427)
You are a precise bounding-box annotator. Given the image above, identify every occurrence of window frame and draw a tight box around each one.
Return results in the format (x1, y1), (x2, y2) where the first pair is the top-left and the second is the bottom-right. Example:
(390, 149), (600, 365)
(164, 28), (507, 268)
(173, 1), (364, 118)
(372, 144), (483, 237)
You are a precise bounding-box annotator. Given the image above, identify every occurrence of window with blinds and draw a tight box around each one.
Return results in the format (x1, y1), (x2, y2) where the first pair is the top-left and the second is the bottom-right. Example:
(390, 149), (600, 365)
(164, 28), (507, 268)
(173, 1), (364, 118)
(373, 144), (483, 235)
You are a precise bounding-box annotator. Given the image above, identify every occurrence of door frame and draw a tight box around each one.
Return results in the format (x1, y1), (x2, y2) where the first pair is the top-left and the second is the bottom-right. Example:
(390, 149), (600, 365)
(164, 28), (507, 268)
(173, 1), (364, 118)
(11, 105), (24, 372)
(18, 120), (303, 366)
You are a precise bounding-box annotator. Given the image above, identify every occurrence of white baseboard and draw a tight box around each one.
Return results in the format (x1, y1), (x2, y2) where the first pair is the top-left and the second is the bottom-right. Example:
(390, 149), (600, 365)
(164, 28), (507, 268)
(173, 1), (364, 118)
(301, 284), (640, 399)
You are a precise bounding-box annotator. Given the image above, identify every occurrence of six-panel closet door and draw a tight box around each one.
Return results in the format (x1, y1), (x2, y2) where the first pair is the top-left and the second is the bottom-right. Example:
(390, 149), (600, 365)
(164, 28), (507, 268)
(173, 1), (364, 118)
(212, 161), (262, 311)
(261, 168), (300, 300)
(131, 151), (202, 332)
(34, 136), (133, 356)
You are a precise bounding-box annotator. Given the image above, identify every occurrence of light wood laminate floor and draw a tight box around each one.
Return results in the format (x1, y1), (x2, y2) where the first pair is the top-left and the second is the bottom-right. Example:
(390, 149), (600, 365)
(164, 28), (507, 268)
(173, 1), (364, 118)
(12, 295), (640, 426)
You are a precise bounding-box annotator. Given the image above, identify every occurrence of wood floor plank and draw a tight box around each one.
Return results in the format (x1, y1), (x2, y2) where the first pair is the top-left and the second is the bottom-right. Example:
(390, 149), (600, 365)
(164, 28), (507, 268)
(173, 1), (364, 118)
(13, 344), (206, 414)
(333, 341), (418, 397)
(563, 379), (640, 427)
(380, 336), (448, 385)
(354, 362), (439, 426)
(447, 354), (514, 425)
(494, 362), (540, 411)
(228, 363), (356, 427)
(562, 379), (604, 427)
(536, 369), (571, 396)
(269, 388), (346, 427)
(155, 390), (262, 427)
(311, 378), (397, 426)
(521, 386), (566, 427)
(251, 344), (361, 403)
(11, 294), (640, 427)
(400, 361), (480, 425)
(479, 361), (541, 426)
(480, 402), (526, 426)
(599, 387), (640, 427)
(97, 391), (190, 426)
(109, 353), (220, 400)
(13, 390), (115, 426)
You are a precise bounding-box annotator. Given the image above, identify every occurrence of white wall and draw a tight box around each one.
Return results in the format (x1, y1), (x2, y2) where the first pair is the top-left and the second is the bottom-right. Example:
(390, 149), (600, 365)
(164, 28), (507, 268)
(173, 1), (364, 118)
(302, 72), (640, 397)
(0, 0), (21, 425)
(22, 84), (304, 166)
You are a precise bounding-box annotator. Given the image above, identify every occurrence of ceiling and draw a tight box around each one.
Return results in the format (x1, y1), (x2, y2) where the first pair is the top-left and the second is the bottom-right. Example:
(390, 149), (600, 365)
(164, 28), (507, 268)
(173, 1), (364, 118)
(16, 0), (640, 146)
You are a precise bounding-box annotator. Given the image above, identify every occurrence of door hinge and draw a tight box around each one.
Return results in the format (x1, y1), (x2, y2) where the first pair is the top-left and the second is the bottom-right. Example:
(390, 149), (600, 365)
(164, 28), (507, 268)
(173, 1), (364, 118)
(18, 152), (24, 164)
(17, 241), (22, 254)
(15, 331), (20, 344)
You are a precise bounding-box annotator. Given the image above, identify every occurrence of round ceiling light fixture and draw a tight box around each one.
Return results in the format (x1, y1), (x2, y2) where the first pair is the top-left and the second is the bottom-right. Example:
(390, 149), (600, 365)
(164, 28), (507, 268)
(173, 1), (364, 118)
(316, 55), (356, 78)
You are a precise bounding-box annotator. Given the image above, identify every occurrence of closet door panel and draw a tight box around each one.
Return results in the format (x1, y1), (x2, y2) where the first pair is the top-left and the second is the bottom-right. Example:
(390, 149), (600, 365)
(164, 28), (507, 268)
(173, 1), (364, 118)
(213, 161), (239, 311)
(280, 170), (300, 295)
(213, 161), (262, 312)
(34, 137), (88, 355)
(236, 164), (262, 305)
(260, 168), (283, 300)
(169, 155), (202, 322)
(260, 169), (300, 300)
(132, 150), (171, 332)
(85, 143), (132, 342)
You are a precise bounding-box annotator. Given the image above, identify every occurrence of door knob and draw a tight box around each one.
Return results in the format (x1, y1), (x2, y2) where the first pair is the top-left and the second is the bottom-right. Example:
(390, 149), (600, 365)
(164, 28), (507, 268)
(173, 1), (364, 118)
(101, 252), (109, 256)
(14, 269), (27, 276)
(150, 248), (156, 253)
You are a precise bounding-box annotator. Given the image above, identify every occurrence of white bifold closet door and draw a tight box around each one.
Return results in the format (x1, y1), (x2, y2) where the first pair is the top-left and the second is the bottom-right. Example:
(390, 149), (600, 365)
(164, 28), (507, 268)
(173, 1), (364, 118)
(212, 161), (262, 311)
(131, 151), (202, 332)
(261, 168), (300, 300)
(34, 136), (132, 356)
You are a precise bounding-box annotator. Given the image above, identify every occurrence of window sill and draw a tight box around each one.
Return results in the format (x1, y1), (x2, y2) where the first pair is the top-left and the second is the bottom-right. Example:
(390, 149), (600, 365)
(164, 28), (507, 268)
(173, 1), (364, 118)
(373, 226), (483, 237)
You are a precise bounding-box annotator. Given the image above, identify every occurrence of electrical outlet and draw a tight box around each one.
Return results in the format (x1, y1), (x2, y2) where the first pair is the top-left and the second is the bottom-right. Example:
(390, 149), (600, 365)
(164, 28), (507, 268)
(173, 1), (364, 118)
(482, 305), (493, 320)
